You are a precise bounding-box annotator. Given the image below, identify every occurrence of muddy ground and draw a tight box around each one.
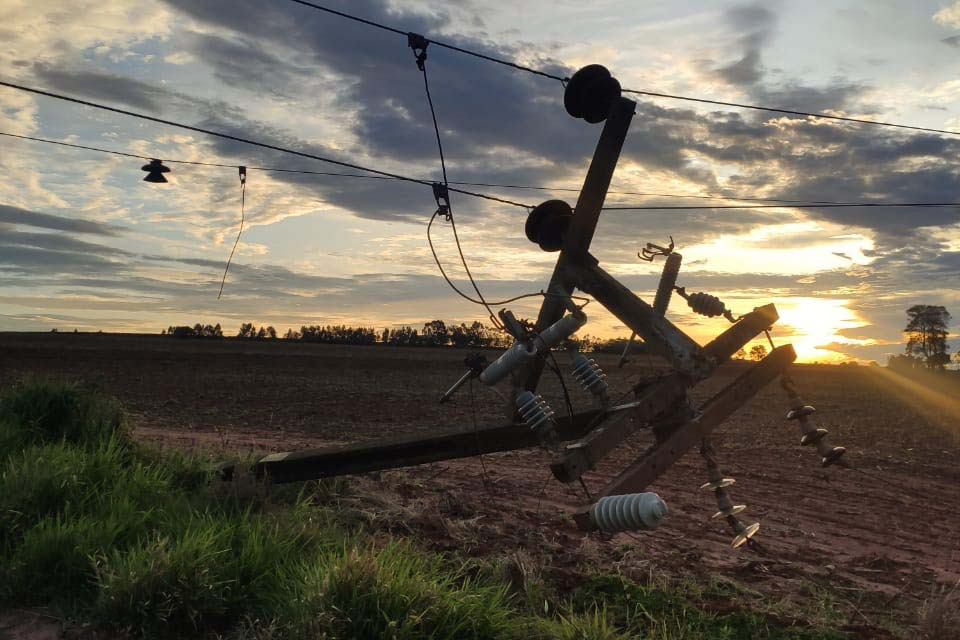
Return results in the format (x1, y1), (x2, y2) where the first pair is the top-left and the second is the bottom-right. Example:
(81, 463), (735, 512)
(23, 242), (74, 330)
(2, 332), (958, 636)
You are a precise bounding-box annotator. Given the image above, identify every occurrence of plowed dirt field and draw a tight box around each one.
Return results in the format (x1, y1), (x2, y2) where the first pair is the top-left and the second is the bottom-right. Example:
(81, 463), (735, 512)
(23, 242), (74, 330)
(2, 332), (958, 636)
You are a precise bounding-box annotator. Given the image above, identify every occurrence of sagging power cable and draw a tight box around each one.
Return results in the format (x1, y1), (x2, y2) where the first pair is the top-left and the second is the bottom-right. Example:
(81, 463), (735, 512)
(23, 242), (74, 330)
(410, 34), (504, 329)
(285, 0), (564, 82)
(280, 0), (960, 137)
(601, 202), (960, 211)
(0, 81), (531, 212)
(218, 166), (247, 299)
(6, 131), (953, 211)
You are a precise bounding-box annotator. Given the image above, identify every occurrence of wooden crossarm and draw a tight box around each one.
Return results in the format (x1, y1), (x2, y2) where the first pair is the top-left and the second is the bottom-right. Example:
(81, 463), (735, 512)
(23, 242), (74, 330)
(572, 344), (797, 530)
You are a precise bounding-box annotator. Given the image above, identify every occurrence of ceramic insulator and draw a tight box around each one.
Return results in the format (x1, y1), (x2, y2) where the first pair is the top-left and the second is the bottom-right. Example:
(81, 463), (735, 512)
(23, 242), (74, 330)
(570, 353), (608, 397)
(588, 493), (669, 532)
(479, 340), (537, 386)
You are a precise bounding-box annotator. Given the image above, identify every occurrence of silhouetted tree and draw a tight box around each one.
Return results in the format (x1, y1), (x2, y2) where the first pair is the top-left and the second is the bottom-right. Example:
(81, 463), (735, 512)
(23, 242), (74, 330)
(237, 323), (257, 339)
(422, 320), (449, 347)
(749, 344), (767, 361)
(165, 323), (224, 339)
(904, 305), (951, 370)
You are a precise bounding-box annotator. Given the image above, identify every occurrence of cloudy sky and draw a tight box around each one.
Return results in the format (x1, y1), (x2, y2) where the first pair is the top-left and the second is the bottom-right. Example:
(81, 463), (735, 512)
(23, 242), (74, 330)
(1, 0), (958, 362)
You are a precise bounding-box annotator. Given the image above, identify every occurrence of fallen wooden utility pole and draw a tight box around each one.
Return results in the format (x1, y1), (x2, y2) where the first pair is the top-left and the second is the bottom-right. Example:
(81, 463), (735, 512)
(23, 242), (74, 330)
(237, 63), (849, 547)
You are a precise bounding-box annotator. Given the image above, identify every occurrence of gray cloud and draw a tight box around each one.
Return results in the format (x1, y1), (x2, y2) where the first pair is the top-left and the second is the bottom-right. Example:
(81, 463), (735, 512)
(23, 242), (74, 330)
(33, 63), (171, 112)
(0, 204), (125, 235)
(4, 0), (957, 363)
(0, 228), (134, 257)
(712, 4), (778, 87)
(0, 245), (126, 275)
(715, 49), (764, 86)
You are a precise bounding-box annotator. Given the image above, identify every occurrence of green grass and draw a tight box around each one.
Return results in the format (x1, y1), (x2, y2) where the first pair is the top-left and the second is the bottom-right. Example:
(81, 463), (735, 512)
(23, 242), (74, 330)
(562, 573), (847, 640)
(0, 377), (853, 639)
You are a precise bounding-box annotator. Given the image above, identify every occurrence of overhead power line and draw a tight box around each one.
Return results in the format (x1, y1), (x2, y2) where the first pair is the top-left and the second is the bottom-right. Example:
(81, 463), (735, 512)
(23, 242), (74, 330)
(0, 80), (529, 210)
(601, 202), (960, 210)
(8, 129), (952, 210)
(281, 0), (960, 137)
(619, 89), (960, 137)
(285, 0), (564, 82)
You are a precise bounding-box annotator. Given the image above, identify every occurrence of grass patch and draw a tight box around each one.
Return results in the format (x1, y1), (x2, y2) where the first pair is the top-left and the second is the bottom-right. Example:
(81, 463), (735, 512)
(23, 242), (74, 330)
(0, 377), (856, 639)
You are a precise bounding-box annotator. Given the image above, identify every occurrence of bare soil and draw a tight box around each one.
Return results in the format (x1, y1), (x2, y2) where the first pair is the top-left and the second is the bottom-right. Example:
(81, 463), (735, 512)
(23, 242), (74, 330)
(2, 332), (959, 636)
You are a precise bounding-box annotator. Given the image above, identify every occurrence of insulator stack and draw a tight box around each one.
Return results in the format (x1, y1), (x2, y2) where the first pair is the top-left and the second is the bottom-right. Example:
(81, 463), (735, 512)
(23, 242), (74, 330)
(588, 493), (668, 532)
(700, 440), (759, 548)
(675, 287), (736, 323)
(570, 353), (609, 398)
(781, 375), (846, 466)
(515, 391), (560, 452)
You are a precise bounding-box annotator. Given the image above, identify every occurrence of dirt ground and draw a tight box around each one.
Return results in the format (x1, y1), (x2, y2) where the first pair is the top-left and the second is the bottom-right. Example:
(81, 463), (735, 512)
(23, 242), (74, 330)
(2, 332), (959, 636)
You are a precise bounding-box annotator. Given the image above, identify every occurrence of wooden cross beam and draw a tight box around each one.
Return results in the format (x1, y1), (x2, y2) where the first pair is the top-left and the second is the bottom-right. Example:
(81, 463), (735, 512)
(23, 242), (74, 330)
(572, 344), (797, 530)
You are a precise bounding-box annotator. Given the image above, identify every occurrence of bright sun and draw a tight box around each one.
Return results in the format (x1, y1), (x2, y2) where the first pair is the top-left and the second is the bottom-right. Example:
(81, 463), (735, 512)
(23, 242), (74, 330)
(772, 297), (871, 362)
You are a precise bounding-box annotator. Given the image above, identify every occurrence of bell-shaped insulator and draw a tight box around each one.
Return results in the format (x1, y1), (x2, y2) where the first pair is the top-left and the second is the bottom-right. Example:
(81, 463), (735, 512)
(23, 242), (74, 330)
(564, 64), (622, 124)
(142, 159), (171, 183)
(525, 200), (573, 252)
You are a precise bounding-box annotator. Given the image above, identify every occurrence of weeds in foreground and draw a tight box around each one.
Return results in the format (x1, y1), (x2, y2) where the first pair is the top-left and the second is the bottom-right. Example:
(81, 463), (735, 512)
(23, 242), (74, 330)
(918, 581), (960, 640)
(0, 377), (858, 639)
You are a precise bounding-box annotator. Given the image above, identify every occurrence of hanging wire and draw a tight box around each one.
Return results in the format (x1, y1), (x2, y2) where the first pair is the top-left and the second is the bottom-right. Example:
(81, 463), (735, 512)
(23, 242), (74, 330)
(284, 0), (565, 82)
(5, 131), (956, 211)
(468, 377), (497, 502)
(279, 0), (960, 137)
(219, 166), (247, 299)
(601, 202), (960, 211)
(620, 88), (960, 137)
(0, 81), (536, 213)
(410, 36), (505, 329)
(426, 210), (591, 308)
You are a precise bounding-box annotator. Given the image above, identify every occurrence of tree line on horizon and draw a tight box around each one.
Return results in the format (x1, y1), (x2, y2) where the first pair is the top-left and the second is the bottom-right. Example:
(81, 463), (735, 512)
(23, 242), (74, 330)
(162, 304), (958, 369)
(161, 319), (637, 353)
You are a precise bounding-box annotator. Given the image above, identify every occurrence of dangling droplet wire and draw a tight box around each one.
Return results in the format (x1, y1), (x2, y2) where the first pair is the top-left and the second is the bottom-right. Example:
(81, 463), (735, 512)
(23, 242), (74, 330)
(410, 33), (503, 331)
(219, 166), (247, 299)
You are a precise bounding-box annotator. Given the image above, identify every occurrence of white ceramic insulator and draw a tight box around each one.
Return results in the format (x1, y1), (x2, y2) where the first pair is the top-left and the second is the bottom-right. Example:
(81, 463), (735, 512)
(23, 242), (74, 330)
(515, 390), (555, 432)
(589, 493), (668, 532)
(571, 353), (608, 396)
(534, 312), (587, 352)
(479, 340), (537, 385)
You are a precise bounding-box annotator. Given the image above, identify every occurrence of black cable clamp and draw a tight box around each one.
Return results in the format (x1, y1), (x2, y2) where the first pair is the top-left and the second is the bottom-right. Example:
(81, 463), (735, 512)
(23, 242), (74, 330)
(407, 32), (429, 70)
(432, 182), (451, 220)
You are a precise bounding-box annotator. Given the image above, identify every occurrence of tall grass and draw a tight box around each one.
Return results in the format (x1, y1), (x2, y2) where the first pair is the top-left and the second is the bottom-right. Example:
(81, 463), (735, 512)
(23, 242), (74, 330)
(0, 377), (850, 639)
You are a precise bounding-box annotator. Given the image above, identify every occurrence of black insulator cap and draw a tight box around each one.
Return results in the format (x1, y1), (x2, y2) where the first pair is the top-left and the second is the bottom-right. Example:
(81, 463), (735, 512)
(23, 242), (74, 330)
(564, 64), (622, 123)
(525, 200), (573, 251)
(142, 159), (171, 183)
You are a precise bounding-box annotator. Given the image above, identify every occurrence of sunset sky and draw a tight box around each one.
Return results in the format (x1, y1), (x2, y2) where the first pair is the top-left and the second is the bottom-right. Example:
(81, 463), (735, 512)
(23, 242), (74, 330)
(1, 0), (959, 362)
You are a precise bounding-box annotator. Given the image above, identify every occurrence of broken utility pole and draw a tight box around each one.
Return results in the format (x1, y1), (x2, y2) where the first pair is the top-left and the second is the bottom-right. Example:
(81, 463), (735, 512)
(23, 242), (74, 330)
(236, 63), (848, 548)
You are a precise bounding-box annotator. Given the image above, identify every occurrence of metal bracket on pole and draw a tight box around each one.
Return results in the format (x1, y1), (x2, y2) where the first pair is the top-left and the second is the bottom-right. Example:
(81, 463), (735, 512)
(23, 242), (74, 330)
(619, 251), (682, 367)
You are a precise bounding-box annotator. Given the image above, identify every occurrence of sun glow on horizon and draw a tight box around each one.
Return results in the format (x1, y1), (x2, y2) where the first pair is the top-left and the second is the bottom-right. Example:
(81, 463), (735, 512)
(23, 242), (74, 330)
(771, 297), (872, 362)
